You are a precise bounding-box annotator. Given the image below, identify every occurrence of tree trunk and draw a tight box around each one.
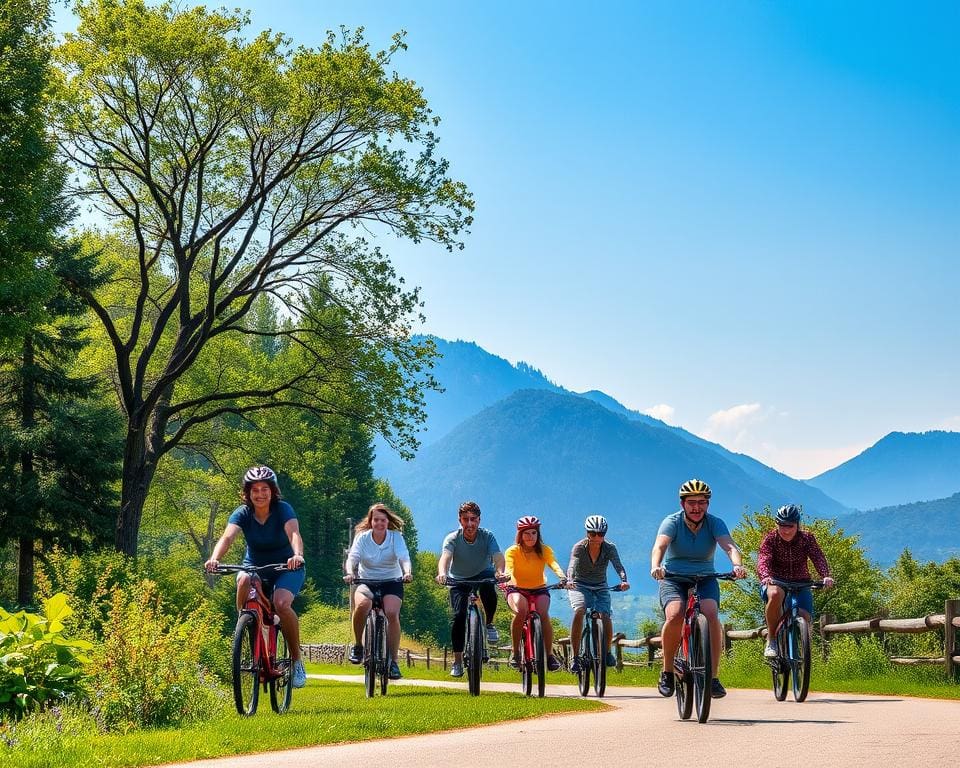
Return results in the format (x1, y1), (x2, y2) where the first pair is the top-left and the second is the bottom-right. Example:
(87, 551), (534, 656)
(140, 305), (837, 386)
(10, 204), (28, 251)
(17, 537), (34, 607)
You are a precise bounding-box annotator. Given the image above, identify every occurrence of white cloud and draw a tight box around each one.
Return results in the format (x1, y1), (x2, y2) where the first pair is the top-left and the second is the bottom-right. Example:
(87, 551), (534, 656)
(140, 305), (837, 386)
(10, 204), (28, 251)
(758, 441), (874, 480)
(936, 415), (960, 432)
(699, 403), (770, 447)
(642, 404), (675, 423)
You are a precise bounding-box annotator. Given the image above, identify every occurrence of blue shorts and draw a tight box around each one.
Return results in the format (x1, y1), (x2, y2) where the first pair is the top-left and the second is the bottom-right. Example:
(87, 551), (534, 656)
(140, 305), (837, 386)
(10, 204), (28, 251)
(761, 584), (813, 616)
(240, 567), (306, 597)
(568, 585), (612, 615)
(659, 576), (720, 609)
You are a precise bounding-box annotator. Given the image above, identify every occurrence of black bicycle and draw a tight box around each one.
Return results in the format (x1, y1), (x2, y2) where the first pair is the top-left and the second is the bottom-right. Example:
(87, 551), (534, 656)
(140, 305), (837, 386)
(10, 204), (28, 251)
(354, 578), (400, 698)
(765, 578), (825, 703)
(571, 583), (624, 698)
(663, 571), (736, 723)
(445, 577), (503, 696)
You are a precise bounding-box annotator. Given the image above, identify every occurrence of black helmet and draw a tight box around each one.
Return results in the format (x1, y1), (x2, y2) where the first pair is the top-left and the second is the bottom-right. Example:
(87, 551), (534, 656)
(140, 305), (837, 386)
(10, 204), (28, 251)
(775, 504), (801, 525)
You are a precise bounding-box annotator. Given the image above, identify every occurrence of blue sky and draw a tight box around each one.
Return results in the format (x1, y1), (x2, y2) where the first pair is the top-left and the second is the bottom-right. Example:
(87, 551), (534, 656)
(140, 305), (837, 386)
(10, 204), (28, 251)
(55, 2), (960, 478)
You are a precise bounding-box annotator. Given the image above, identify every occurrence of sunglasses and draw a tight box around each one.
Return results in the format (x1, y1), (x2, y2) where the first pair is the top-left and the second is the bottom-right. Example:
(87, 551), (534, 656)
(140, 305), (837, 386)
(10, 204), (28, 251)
(587, 531), (604, 538)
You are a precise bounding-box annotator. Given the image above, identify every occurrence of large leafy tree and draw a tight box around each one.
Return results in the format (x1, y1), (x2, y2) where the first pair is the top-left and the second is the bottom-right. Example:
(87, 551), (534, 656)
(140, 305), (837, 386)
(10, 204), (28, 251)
(722, 507), (884, 626)
(53, 1), (473, 555)
(0, 0), (122, 605)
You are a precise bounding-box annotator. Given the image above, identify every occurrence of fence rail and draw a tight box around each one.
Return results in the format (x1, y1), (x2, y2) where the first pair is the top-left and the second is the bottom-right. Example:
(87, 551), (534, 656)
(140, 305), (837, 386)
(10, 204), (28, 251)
(302, 598), (960, 681)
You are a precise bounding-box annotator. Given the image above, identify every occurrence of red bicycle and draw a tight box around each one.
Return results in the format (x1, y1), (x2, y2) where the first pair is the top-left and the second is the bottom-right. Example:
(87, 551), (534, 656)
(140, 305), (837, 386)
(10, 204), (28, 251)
(664, 570), (736, 723)
(210, 563), (293, 715)
(508, 582), (566, 698)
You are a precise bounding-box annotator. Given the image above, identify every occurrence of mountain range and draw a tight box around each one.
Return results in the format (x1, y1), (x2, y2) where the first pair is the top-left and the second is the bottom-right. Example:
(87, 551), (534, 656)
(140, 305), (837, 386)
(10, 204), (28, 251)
(377, 337), (960, 574)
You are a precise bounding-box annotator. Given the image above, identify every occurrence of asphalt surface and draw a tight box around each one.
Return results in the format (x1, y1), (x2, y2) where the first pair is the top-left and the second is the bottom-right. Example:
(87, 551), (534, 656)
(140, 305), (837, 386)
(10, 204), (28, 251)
(154, 674), (960, 768)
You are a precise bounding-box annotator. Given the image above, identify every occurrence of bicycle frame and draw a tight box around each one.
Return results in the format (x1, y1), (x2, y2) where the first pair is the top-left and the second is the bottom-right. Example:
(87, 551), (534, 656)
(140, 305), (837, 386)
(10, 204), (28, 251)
(766, 578), (824, 702)
(354, 578), (401, 697)
(572, 583), (622, 697)
(446, 577), (502, 696)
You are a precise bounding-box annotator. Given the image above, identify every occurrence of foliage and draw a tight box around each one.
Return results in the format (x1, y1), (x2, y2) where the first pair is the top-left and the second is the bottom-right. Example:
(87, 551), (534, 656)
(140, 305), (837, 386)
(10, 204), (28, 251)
(400, 551), (449, 644)
(722, 507), (884, 626)
(89, 580), (226, 729)
(0, 594), (92, 719)
(52, 0), (471, 555)
(822, 635), (891, 679)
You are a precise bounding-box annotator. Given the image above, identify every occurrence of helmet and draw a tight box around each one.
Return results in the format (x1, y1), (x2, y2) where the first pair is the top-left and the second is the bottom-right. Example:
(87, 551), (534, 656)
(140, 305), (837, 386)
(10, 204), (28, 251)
(244, 466), (277, 484)
(775, 504), (801, 525)
(516, 515), (540, 531)
(679, 478), (711, 499)
(584, 515), (608, 534)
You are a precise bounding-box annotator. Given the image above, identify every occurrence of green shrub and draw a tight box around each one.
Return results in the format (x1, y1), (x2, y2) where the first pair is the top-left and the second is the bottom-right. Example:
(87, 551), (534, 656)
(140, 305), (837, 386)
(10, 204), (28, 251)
(0, 594), (92, 720)
(0, 702), (99, 751)
(89, 580), (226, 729)
(823, 635), (890, 679)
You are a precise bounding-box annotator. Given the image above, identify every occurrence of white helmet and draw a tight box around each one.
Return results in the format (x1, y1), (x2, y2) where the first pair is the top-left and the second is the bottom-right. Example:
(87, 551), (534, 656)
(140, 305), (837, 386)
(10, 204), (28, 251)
(584, 515), (608, 534)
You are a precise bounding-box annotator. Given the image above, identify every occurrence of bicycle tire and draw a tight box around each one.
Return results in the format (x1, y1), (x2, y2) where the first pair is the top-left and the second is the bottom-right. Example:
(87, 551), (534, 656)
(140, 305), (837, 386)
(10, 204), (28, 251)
(364, 610), (376, 698)
(773, 622), (789, 701)
(593, 615), (608, 698)
(466, 606), (483, 696)
(377, 613), (388, 696)
(531, 612), (546, 698)
(692, 613), (712, 723)
(520, 621), (533, 696)
(269, 625), (293, 714)
(674, 645), (693, 720)
(791, 615), (812, 702)
(577, 619), (591, 696)
(232, 612), (260, 716)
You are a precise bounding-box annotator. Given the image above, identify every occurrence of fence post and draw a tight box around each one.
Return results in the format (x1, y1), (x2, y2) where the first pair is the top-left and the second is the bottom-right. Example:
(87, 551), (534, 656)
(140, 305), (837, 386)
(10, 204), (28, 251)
(647, 636), (656, 668)
(723, 623), (733, 655)
(945, 599), (959, 681)
(819, 613), (834, 661)
(405, 648), (411, 668)
(425, 647), (430, 670)
(615, 639), (623, 671)
(442, 647), (447, 670)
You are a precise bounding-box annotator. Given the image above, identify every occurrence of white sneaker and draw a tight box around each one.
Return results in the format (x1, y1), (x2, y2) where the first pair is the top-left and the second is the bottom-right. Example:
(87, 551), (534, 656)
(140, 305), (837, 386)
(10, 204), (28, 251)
(292, 659), (307, 688)
(764, 642), (778, 658)
(450, 661), (464, 677)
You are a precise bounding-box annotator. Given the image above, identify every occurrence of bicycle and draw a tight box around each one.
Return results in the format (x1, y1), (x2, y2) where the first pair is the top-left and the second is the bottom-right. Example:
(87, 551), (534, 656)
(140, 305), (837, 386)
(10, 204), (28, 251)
(765, 578), (825, 703)
(445, 577), (504, 696)
(353, 578), (401, 698)
(506, 582), (566, 698)
(571, 583), (624, 698)
(663, 570), (736, 723)
(209, 563), (293, 716)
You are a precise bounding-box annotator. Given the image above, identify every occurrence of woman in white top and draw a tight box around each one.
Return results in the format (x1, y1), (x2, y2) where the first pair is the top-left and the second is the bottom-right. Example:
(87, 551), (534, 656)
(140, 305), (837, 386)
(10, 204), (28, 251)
(343, 502), (413, 679)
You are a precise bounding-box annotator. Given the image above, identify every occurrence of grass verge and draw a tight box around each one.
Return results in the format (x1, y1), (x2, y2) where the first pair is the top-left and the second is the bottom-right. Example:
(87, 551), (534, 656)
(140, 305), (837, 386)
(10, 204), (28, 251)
(2, 674), (605, 768)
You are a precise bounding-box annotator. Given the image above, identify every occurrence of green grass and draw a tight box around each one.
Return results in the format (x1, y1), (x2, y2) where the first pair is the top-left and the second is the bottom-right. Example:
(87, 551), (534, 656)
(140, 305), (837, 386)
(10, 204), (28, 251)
(2, 674), (605, 768)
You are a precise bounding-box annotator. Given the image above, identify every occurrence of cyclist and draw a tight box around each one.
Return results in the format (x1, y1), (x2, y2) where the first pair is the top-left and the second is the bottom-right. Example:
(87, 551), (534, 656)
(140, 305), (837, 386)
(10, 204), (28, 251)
(503, 515), (567, 672)
(436, 500), (506, 678)
(343, 502), (413, 680)
(758, 504), (834, 658)
(567, 515), (630, 672)
(650, 478), (747, 699)
(204, 466), (308, 688)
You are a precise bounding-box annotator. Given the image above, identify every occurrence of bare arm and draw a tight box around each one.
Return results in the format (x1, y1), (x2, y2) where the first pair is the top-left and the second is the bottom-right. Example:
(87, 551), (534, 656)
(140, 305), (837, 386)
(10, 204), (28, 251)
(205, 523), (242, 570)
(436, 550), (453, 584)
(284, 518), (305, 570)
(650, 534), (671, 579)
(716, 534), (747, 578)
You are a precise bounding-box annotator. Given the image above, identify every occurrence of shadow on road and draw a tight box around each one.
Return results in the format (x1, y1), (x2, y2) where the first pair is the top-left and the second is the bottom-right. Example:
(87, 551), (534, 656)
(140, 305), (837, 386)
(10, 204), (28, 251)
(705, 718), (848, 726)
(806, 697), (903, 704)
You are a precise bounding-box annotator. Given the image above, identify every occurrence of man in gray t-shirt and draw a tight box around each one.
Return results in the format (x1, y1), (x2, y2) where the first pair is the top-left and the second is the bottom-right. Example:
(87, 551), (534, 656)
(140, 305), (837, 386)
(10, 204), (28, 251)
(436, 501), (505, 678)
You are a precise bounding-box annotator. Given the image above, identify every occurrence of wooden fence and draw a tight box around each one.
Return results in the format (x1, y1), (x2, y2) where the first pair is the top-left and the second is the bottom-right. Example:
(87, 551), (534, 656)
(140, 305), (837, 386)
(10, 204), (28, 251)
(610, 598), (960, 680)
(302, 598), (960, 681)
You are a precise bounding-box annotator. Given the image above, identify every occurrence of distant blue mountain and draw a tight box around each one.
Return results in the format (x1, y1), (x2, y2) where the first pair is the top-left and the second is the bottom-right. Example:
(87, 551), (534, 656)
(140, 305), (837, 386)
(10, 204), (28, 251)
(838, 492), (960, 565)
(808, 431), (960, 509)
(377, 337), (849, 519)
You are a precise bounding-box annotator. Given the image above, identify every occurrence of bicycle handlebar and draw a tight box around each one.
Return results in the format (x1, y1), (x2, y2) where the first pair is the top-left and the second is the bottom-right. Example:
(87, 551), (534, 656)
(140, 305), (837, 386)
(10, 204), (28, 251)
(208, 563), (289, 575)
(767, 578), (827, 590)
(572, 582), (627, 592)
(445, 576), (510, 587)
(353, 578), (404, 586)
(662, 570), (738, 582)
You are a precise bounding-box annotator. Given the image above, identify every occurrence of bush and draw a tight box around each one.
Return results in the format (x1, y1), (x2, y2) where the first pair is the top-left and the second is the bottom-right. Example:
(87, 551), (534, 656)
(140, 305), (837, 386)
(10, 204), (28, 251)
(89, 580), (226, 729)
(0, 595), (92, 720)
(823, 635), (890, 679)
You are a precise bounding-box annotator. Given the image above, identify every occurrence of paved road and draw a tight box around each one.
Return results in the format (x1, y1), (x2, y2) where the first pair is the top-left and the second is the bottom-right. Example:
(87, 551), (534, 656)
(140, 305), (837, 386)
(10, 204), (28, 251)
(156, 675), (960, 768)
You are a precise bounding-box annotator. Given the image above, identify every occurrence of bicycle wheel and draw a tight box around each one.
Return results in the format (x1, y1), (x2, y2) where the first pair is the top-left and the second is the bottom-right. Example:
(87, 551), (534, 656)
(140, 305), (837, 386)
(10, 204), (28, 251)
(692, 613), (712, 723)
(520, 622), (533, 696)
(377, 613), (389, 696)
(363, 611), (376, 698)
(772, 623), (789, 701)
(577, 621), (591, 696)
(531, 612), (546, 698)
(593, 615), (608, 698)
(269, 626), (293, 714)
(232, 612), (260, 716)
(674, 646), (693, 720)
(790, 615), (812, 702)
(466, 606), (483, 696)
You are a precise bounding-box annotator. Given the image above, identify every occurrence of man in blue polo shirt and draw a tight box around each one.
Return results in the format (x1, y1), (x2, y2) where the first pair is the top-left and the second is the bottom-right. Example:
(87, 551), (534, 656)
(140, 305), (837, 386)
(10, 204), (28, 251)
(436, 501), (505, 678)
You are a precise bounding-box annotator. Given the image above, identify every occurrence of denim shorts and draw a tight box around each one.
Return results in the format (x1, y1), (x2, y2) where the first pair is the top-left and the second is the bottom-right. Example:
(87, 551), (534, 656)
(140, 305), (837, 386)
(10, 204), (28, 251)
(761, 584), (813, 616)
(659, 575), (719, 609)
(568, 585), (612, 615)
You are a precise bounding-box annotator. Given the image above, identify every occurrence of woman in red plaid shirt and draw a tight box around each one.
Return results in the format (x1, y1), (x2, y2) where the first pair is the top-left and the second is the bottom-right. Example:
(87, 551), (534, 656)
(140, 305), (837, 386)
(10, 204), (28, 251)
(757, 504), (834, 658)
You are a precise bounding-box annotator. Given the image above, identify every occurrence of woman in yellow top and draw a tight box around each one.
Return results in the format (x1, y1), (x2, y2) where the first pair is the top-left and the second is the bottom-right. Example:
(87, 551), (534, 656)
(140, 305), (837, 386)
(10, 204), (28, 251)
(504, 515), (567, 671)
